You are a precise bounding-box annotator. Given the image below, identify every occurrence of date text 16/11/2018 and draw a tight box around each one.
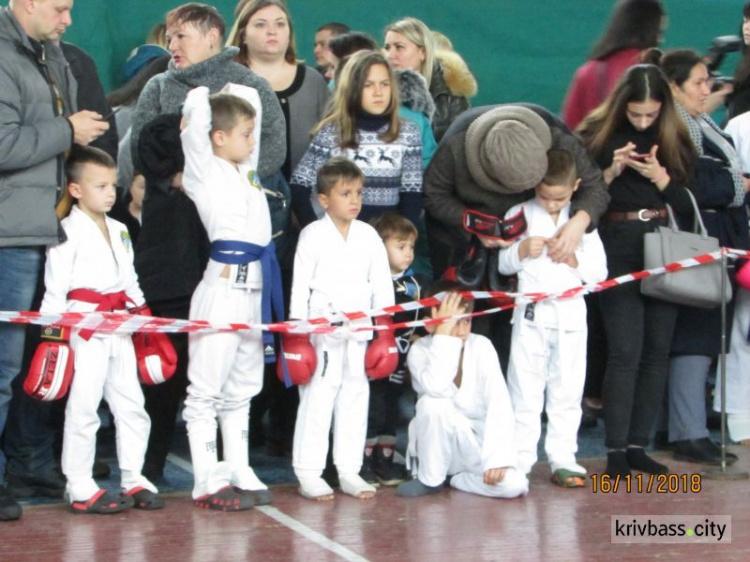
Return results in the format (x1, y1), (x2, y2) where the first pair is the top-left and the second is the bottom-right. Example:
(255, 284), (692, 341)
(591, 473), (702, 493)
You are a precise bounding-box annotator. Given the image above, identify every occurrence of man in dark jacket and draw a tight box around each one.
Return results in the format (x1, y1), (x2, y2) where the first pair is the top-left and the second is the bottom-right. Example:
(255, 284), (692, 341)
(60, 41), (119, 161)
(423, 104), (610, 371)
(0, 0), (109, 521)
(424, 104), (610, 276)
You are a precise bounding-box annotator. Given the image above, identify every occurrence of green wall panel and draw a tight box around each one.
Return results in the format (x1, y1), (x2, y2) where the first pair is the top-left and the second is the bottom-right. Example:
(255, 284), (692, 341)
(57, 0), (745, 115)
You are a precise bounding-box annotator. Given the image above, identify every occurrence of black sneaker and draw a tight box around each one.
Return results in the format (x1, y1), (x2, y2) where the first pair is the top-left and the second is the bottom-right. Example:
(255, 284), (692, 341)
(373, 448), (407, 486)
(674, 438), (738, 466)
(7, 470), (66, 499)
(0, 485), (21, 521)
(360, 454), (380, 488)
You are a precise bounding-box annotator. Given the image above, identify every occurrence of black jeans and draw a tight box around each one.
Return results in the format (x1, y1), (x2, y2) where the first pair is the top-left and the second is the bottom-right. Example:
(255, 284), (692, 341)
(367, 377), (406, 439)
(599, 221), (678, 449)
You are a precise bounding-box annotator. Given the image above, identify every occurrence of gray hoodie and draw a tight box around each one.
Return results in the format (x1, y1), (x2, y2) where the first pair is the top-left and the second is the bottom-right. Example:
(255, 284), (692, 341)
(0, 7), (77, 247)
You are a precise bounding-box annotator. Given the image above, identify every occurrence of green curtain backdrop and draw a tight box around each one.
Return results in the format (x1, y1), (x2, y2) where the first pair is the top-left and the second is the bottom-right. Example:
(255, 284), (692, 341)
(59, 0), (744, 115)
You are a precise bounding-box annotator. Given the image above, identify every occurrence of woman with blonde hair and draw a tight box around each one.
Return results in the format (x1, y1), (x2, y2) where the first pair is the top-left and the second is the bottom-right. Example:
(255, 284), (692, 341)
(290, 50), (423, 228)
(384, 17), (476, 141)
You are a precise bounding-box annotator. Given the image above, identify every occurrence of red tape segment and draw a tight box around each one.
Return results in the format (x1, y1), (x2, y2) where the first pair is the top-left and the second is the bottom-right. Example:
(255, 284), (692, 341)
(1, 248), (744, 336)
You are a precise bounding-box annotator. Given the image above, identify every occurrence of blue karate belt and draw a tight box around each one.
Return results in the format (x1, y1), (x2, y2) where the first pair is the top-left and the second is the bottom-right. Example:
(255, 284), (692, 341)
(209, 240), (289, 381)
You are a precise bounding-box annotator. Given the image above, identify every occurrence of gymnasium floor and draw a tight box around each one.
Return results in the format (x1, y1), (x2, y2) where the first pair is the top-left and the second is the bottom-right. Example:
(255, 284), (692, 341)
(2, 416), (748, 562)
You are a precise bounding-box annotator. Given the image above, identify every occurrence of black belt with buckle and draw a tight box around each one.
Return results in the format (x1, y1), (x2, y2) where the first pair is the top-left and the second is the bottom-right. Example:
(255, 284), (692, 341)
(602, 208), (668, 222)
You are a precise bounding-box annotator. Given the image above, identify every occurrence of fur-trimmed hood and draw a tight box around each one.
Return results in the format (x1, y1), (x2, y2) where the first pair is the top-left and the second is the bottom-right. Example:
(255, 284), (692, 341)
(434, 49), (478, 98)
(396, 68), (436, 120)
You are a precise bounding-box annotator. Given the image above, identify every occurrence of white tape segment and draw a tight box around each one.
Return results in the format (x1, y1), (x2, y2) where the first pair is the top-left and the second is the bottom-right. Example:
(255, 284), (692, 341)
(0, 248), (745, 336)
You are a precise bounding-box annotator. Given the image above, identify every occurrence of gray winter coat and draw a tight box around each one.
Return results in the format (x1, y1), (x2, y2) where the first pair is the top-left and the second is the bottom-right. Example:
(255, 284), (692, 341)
(0, 7), (77, 247)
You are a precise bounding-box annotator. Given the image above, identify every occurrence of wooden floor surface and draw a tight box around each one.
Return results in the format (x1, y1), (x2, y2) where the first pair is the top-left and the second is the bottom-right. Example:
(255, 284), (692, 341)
(1, 450), (748, 562)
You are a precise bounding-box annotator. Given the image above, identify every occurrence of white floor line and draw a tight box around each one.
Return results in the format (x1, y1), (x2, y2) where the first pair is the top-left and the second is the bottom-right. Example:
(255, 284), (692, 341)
(256, 506), (370, 562)
(165, 453), (370, 562)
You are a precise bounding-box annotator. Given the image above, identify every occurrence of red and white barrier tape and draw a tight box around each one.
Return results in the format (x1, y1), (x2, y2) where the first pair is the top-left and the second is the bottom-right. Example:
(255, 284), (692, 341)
(1, 247), (747, 336)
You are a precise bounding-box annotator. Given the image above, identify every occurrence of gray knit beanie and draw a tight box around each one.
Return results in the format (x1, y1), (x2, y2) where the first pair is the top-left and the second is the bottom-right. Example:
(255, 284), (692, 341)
(465, 106), (552, 194)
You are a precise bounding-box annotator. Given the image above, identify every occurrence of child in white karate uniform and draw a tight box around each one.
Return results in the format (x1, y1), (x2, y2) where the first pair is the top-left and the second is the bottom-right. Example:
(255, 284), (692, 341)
(180, 86), (282, 510)
(498, 149), (607, 487)
(397, 282), (529, 499)
(40, 146), (161, 513)
(290, 157), (395, 501)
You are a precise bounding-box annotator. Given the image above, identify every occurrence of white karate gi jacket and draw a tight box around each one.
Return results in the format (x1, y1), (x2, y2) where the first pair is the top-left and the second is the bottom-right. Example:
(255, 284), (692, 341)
(181, 86), (272, 289)
(498, 199), (607, 331)
(290, 214), (394, 336)
(40, 206), (145, 316)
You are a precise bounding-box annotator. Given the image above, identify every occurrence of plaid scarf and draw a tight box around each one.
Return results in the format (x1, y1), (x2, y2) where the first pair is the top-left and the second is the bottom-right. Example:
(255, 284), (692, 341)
(676, 103), (745, 208)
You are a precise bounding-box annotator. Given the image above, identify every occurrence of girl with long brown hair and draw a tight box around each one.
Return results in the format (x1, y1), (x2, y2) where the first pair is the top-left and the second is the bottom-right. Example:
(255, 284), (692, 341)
(290, 50), (423, 228)
(577, 63), (696, 478)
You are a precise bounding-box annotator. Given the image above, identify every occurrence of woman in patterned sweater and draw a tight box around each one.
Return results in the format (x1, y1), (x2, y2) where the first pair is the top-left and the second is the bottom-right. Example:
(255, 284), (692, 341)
(290, 50), (423, 228)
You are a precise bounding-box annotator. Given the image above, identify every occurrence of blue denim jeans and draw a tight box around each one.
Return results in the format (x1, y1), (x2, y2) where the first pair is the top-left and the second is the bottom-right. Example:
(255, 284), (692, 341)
(0, 247), (43, 480)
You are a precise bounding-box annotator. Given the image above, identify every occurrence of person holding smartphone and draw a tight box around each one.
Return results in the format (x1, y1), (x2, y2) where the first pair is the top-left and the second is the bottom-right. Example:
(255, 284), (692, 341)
(576, 63), (696, 478)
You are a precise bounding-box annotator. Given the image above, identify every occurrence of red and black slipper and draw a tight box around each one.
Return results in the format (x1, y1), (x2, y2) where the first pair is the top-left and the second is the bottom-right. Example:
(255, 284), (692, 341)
(237, 487), (273, 506)
(124, 486), (165, 510)
(71, 489), (134, 514)
(194, 486), (254, 512)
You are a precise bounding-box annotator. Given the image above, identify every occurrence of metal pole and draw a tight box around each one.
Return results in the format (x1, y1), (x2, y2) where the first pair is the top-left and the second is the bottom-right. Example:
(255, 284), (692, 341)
(720, 251), (728, 470)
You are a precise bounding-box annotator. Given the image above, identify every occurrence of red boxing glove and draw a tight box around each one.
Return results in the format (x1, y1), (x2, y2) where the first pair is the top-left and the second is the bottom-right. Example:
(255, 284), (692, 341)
(130, 305), (177, 385)
(24, 326), (74, 401)
(737, 260), (750, 290)
(277, 333), (317, 386)
(365, 316), (399, 380)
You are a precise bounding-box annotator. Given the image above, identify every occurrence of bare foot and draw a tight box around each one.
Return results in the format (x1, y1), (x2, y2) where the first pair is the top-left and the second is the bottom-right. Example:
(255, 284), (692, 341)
(356, 491), (375, 500)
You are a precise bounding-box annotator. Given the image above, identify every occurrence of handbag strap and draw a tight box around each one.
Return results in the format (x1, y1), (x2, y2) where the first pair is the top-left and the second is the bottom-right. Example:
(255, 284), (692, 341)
(664, 189), (709, 239)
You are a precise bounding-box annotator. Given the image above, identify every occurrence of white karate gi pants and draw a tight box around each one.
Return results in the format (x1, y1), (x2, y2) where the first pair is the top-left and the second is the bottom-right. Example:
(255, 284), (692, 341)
(63, 333), (154, 501)
(408, 396), (528, 498)
(293, 335), (368, 477)
(183, 281), (265, 498)
(716, 288), (750, 441)
(507, 321), (587, 474)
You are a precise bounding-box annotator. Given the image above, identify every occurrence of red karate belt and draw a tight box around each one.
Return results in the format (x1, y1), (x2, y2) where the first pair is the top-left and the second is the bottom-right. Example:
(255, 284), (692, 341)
(66, 289), (135, 341)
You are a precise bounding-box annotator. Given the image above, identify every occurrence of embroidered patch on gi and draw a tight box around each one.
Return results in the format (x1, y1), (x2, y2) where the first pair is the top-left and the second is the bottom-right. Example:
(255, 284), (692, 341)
(247, 170), (262, 190)
(121, 231), (132, 252)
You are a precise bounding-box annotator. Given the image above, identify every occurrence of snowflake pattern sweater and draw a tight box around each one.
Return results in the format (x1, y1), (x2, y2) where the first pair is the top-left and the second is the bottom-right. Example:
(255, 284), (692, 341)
(290, 113), (423, 227)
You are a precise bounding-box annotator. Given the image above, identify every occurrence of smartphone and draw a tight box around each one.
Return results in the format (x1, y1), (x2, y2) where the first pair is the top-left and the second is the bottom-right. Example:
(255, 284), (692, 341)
(101, 106), (122, 121)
